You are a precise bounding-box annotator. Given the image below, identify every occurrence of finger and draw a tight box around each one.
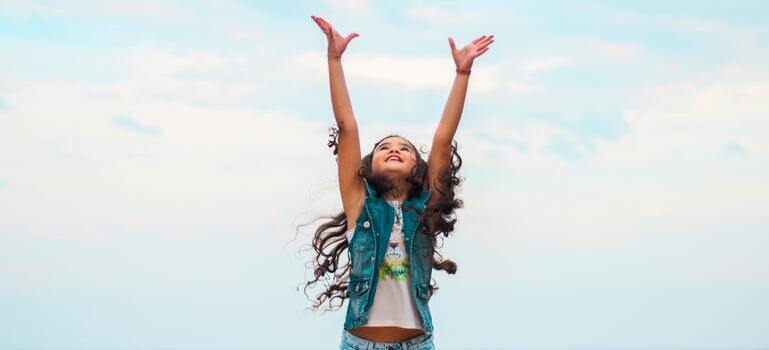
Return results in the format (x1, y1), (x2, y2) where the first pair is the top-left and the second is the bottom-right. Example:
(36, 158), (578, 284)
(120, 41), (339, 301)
(471, 35), (487, 45)
(480, 35), (494, 46)
(478, 39), (494, 49)
(345, 32), (359, 43)
(311, 16), (323, 28)
(476, 47), (490, 57)
(311, 15), (326, 27)
(476, 35), (494, 46)
(319, 17), (333, 29)
(476, 36), (494, 48)
(312, 17), (329, 33)
(476, 36), (493, 48)
(448, 37), (457, 52)
(321, 23), (333, 35)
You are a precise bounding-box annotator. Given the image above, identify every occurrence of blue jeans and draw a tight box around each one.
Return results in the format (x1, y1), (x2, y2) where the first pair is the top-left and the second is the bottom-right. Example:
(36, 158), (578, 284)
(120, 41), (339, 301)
(339, 329), (436, 350)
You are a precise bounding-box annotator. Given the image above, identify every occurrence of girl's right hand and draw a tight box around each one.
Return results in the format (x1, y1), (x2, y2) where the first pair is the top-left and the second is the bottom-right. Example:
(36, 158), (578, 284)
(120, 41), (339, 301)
(311, 15), (359, 58)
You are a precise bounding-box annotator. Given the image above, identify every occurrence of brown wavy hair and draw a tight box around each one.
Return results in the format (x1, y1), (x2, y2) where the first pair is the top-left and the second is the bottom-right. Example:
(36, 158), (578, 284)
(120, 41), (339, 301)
(298, 126), (463, 313)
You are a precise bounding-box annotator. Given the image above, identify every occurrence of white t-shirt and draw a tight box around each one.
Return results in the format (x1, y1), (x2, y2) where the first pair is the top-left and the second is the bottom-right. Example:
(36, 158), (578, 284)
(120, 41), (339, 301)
(345, 199), (423, 330)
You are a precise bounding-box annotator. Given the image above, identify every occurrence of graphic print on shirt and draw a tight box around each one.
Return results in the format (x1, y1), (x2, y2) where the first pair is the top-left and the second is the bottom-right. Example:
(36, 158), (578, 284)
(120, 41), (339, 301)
(379, 200), (410, 282)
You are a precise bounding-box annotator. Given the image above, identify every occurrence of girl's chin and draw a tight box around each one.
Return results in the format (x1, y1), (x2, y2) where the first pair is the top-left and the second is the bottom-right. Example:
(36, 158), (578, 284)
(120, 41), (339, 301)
(380, 164), (407, 172)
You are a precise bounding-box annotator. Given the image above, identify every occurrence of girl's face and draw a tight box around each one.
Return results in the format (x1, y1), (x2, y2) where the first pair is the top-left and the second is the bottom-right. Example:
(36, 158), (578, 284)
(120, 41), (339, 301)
(371, 136), (418, 180)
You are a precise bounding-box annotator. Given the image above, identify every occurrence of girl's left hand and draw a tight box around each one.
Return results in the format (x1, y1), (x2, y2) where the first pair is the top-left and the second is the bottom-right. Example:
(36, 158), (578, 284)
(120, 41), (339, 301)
(311, 15), (359, 58)
(449, 34), (494, 70)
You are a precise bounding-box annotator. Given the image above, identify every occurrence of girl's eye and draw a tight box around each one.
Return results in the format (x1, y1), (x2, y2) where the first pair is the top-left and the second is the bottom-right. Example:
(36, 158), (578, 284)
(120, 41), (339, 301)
(378, 145), (410, 152)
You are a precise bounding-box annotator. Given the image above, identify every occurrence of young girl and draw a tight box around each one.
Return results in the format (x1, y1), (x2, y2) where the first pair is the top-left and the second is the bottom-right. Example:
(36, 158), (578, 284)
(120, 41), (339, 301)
(306, 15), (493, 349)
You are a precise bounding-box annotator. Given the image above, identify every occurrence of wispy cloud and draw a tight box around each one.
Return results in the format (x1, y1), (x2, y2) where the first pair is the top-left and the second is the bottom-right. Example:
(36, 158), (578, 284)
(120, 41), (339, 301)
(289, 51), (502, 93)
(580, 37), (646, 62)
(115, 48), (266, 104)
(404, 6), (487, 25)
(595, 5), (768, 51)
(3, 1), (769, 348)
(1, 0), (191, 21)
(722, 140), (748, 157)
(520, 57), (570, 75)
(323, 0), (375, 19)
(111, 115), (162, 136)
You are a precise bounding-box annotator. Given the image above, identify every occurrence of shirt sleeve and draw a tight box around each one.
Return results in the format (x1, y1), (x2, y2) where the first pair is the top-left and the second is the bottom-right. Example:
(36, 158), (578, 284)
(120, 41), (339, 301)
(345, 228), (354, 242)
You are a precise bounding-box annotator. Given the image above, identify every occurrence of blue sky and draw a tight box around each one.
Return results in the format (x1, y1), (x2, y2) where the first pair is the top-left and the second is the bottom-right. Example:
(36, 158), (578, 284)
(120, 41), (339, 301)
(1, 1), (768, 349)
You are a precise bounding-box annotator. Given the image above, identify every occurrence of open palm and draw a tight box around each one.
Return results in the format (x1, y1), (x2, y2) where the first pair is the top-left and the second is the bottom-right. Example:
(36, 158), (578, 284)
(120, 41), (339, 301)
(449, 34), (494, 70)
(311, 15), (359, 57)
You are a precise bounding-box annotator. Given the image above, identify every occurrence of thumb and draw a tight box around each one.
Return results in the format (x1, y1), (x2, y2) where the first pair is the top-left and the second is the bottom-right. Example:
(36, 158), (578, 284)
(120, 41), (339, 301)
(345, 32), (360, 42)
(448, 37), (457, 53)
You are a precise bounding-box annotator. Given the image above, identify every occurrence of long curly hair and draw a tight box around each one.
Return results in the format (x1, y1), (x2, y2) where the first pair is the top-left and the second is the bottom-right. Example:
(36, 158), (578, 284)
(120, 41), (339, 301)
(299, 126), (463, 313)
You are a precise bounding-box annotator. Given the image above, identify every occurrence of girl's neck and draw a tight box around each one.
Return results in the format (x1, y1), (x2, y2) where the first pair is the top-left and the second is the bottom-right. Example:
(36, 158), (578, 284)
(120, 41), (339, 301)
(382, 180), (409, 202)
(383, 194), (405, 202)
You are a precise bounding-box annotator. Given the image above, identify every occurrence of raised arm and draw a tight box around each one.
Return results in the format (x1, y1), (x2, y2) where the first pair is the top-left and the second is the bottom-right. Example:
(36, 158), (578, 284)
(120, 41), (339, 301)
(427, 34), (494, 208)
(311, 15), (366, 223)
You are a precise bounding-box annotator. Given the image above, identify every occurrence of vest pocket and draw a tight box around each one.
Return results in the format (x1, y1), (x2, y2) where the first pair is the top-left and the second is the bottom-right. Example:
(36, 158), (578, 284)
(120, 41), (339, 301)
(352, 246), (373, 277)
(416, 282), (433, 301)
(349, 277), (370, 296)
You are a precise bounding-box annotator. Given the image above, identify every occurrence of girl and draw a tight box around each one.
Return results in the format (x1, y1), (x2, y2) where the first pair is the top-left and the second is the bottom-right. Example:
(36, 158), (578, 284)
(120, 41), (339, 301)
(305, 15), (493, 350)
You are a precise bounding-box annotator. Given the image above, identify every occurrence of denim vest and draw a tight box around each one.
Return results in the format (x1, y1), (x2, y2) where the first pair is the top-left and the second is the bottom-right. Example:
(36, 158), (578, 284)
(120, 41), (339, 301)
(343, 179), (435, 334)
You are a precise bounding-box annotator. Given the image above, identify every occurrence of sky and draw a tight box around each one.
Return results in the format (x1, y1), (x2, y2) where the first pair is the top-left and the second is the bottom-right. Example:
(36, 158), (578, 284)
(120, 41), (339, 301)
(1, 0), (768, 349)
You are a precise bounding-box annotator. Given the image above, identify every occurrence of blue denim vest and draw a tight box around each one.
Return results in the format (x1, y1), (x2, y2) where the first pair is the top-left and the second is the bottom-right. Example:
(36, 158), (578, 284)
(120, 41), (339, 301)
(343, 179), (435, 334)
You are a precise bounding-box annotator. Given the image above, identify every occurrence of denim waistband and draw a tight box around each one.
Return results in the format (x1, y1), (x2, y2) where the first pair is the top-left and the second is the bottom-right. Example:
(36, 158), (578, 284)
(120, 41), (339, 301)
(341, 329), (433, 349)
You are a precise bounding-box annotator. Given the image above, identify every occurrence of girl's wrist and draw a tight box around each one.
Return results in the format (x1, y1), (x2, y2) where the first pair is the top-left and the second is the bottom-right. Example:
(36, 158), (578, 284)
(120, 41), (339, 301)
(327, 53), (342, 60)
(455, 67), (471, 75)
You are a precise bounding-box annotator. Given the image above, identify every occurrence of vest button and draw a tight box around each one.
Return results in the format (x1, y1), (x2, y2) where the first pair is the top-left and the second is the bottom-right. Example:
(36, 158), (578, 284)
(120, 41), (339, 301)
(370, 256), (374, 262)
(363, 220), (370, 228)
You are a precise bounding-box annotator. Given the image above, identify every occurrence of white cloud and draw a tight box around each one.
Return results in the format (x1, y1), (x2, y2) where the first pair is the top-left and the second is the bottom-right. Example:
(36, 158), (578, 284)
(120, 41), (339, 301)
(0, 74), (329, 244)
(106, 48), (267, 104)
(124, 49), (249, 75)
(288, 51), (502, 93)
(606, 80), (769, 165)
(597, 7), (767, 51)
(404, 6), (485, 25)
(507, 80), (545, 95)
(90, 1), (185, 19)
(446, 69), (769, 283)
(580, 37), (646, 62)
(323, 0), (375, 19)
(1, 0), (191, 21)
(521, 57), (570, 75)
